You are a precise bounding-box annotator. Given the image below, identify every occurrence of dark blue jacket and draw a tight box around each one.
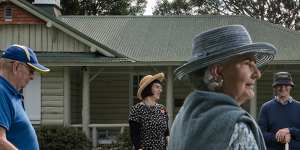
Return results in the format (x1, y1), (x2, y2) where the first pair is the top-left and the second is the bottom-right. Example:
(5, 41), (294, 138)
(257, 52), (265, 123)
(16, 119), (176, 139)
(258, 98), (300, 150)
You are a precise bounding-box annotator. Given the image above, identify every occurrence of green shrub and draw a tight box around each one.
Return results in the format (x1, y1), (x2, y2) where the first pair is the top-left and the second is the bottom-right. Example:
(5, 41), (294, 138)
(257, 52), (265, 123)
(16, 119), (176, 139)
(96, 128), (132, 150)
(116, 128), (132, 149)
(36, 126), (92, 150)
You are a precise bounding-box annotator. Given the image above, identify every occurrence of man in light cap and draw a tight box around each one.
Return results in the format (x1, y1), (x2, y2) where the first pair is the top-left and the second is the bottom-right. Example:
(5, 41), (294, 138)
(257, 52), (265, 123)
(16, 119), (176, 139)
(0, 44), (49, 150)
(258, 72), (300, 150)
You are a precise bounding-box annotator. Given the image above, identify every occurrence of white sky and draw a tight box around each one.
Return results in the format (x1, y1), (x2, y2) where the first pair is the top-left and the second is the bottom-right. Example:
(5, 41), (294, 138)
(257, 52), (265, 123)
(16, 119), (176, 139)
(144, 0), (174, 15)
(144, 0), (158, 15)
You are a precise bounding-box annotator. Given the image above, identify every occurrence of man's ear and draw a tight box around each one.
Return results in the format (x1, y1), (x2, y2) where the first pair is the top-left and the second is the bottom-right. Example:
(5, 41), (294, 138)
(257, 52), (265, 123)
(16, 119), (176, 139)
(12, 61), (19, 75)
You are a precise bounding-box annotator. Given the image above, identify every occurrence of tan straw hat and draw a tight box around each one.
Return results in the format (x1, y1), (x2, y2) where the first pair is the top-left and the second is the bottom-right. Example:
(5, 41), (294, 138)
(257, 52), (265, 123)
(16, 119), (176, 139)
(137, 72), (165, 100)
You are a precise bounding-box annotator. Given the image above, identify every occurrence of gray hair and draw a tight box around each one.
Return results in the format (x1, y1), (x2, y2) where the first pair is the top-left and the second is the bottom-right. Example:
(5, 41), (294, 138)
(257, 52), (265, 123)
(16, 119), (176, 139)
(187, 66), (223, 91)
(0, 58), (14, 73)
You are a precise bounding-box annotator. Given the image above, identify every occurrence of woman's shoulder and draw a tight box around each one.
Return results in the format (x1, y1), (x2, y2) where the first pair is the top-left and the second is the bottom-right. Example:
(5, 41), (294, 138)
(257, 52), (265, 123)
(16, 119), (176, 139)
(130, 102), (146, 111)
(129, 102), (146, 118)
(132, 102), (143, 107)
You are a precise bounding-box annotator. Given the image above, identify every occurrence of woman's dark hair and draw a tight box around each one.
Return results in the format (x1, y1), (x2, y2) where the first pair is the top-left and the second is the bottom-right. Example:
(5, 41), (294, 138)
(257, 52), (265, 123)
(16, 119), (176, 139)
(141, 80), (162, 99)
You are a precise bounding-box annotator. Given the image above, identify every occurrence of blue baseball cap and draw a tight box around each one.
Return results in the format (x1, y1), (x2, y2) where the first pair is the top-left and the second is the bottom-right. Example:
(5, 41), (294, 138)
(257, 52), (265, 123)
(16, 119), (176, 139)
(1, 44), (50, 73)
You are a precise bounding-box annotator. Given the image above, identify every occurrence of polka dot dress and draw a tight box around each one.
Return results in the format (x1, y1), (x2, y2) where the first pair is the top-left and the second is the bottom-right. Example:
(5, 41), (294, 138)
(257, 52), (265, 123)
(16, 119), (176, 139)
(129, 102), (169, 150)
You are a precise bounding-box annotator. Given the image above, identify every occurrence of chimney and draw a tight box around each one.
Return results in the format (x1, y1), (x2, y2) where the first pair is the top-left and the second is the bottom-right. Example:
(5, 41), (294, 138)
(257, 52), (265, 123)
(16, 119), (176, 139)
(33, 0), (62, 16)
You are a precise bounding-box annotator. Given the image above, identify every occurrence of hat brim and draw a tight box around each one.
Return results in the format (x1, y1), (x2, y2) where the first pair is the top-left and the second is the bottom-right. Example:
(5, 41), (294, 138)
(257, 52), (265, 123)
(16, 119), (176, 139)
(137, 73), (164, 100)
(175, 42), (277, 80)
(28, 63), (50, 73)
(272, 81), (294, 87)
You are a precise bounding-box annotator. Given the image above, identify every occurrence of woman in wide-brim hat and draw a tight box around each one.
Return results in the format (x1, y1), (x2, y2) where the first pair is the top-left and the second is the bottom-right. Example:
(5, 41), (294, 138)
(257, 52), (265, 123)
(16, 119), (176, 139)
(129, 72), (169, 150)
(168, 25), (277, 150)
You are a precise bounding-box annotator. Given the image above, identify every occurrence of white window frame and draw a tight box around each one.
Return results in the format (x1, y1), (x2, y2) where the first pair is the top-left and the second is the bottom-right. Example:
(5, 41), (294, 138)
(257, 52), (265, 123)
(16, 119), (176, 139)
(4, 6), (12, 22)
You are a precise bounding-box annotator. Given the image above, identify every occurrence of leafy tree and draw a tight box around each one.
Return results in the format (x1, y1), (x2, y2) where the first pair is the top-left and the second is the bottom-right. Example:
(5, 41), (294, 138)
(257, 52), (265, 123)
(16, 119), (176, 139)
(153, 0), (192, 15)
(153, 0), (300, 30)
(75, 0), (147, 15)
(153, 0), (222, 15)
(26, 0), (147, 15)
(61, 0), (81, 15)
(25, 0), (34, 3)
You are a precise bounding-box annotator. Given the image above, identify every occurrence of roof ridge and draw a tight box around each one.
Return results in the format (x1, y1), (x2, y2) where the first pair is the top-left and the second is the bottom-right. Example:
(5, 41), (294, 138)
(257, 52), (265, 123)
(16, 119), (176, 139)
(60, 14), (241, 18)
(59, 15), (299, 34)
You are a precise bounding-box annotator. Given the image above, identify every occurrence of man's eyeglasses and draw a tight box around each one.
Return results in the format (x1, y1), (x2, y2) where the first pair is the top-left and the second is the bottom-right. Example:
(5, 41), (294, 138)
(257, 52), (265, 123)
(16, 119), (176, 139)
(19, 63), (35, 75)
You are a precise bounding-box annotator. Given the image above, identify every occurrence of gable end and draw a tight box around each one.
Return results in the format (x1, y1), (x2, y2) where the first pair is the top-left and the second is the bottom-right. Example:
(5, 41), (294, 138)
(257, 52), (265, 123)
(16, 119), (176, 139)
(0, 2), (45, 24)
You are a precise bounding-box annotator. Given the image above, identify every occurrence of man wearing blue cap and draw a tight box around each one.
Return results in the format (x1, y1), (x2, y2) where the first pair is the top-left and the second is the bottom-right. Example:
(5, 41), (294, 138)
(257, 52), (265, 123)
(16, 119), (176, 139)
(259, 72), (300, 150)
(0, 44), (49, 150)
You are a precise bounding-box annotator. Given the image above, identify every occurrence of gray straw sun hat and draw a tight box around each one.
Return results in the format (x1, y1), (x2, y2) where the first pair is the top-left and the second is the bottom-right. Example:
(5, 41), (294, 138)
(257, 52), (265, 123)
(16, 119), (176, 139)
(175, 25), (278, 80)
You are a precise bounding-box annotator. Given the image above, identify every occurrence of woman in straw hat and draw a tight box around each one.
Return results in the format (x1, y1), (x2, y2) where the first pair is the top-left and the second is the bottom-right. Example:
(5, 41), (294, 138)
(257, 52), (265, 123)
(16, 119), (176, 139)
(168, 25), (277, 150)
(129, 73), (169, 150)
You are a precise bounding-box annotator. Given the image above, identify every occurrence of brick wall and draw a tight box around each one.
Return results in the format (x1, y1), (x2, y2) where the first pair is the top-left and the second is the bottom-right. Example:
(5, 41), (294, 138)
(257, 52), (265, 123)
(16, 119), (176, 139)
(0, 2), (45, 24)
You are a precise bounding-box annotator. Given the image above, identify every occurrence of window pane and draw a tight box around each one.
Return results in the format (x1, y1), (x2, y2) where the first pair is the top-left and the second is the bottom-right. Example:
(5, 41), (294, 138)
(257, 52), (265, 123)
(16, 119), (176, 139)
(4, 6), (12, 21)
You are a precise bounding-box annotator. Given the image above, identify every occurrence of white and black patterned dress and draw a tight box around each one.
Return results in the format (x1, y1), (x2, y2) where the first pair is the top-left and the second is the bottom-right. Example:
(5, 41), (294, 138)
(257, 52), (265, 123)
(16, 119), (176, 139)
(129, 102), (169, 150)
(228, 122), (260, 150)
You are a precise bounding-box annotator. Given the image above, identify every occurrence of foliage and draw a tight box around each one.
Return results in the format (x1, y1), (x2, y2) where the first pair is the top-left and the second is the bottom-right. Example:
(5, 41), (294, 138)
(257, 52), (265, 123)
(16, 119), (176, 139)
(153, 0), (192, 15)
(96, 128), (132, 150)
(25, 0), (146, 15)
(36, 126), (92, 150)
(116, 128), (132, 149)
(153, 0), (300, 30)
(61, 0), (81, 15)
(29, 0), (147, 16)
(25, 0), (34, 3)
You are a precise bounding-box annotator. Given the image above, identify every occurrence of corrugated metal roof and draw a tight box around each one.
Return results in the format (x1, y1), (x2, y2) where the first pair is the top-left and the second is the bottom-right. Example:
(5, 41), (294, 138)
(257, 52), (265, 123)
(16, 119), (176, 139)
(59, 15), (300, 62)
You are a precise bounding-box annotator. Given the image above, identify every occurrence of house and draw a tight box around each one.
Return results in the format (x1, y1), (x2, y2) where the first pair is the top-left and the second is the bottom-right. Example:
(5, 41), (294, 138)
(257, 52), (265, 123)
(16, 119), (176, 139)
(1, 0), (300, 147)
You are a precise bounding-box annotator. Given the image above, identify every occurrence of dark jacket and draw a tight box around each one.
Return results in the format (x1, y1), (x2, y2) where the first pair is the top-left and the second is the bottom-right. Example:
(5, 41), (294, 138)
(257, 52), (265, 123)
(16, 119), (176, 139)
(258, 98), (300, 150)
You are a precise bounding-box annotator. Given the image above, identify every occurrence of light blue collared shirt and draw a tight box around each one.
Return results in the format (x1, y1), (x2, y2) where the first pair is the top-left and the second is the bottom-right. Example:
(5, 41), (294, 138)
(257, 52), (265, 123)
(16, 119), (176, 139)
(274, 96), (294, 105)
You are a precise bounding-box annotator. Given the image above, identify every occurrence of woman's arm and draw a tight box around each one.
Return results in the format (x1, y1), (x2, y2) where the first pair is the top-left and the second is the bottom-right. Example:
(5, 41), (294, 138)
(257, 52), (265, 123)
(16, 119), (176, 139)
(129, 120), (142, 150)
